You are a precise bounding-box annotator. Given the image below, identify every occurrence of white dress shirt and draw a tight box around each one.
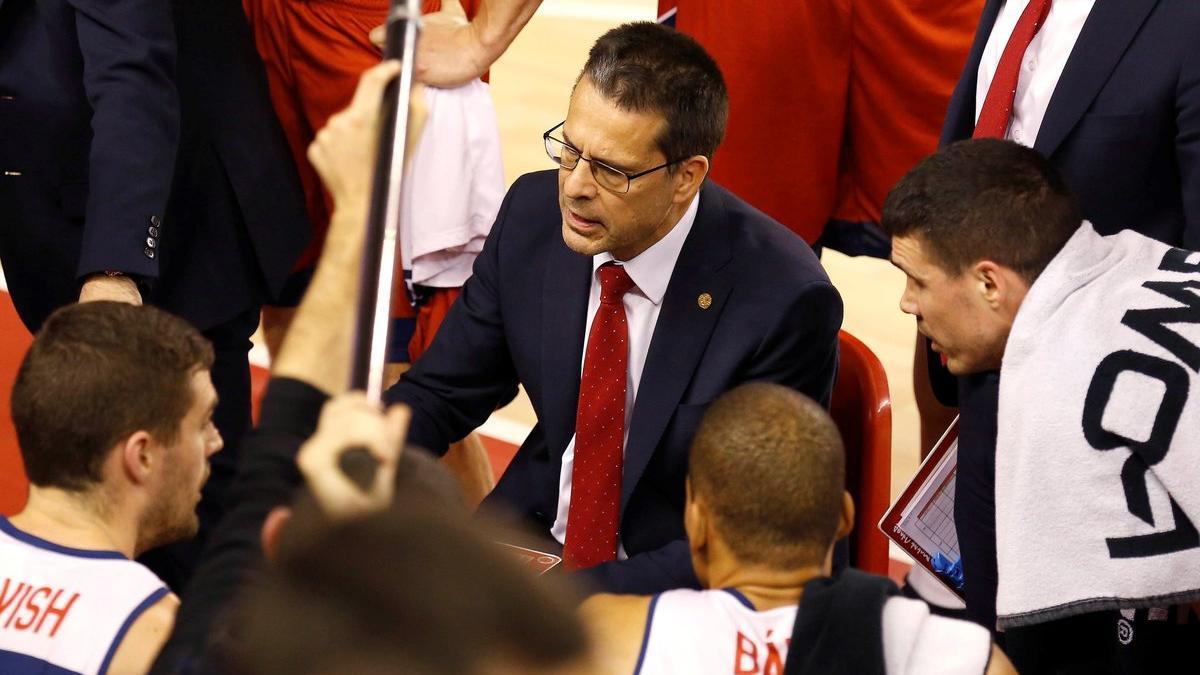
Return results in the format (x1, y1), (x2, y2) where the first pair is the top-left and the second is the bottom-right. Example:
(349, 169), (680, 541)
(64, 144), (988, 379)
(975, 0), (1096, 146)
(549, 193), (701, 556)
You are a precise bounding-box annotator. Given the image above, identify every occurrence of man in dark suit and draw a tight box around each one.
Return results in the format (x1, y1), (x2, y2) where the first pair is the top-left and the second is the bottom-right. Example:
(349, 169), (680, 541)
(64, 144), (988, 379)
(927, 0), (1200, 650)
(387, 22), (843, 594)
(0, 0), (310, 589)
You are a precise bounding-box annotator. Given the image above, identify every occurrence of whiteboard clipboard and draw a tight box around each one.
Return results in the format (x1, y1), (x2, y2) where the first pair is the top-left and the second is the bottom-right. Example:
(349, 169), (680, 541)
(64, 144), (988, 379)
(878, 417), (964, 600)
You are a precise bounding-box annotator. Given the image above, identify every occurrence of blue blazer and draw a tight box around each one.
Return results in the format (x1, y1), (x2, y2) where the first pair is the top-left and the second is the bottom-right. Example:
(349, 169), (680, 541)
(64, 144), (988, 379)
(388, 170), (843, 593)
(942, 0), (1200, 249)
(0, 0), (308, 331)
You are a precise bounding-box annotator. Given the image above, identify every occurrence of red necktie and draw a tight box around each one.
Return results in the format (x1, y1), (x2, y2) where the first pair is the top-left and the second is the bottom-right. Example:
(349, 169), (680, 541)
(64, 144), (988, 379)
(563, 262), (636, 569)
(974, 0), (1054, 139)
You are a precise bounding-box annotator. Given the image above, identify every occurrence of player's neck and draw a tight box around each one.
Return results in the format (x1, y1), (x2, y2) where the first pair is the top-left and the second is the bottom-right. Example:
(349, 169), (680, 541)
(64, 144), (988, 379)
(707, 561), (825, 612)
(10, 485), (136, 558)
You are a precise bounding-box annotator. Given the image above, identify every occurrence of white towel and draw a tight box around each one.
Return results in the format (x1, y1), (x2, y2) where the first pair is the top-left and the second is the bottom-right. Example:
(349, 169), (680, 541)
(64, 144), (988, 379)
(881, 597), (991, 675)
(996, 222), (1200, 628)
(399, 79), (505, 295)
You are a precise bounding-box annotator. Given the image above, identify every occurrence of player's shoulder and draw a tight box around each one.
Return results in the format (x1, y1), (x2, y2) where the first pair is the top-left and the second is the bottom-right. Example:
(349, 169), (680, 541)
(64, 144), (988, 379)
(580, 592), (654, 624)
(579, 593), (655, 674)
(106, 591), (179, 675)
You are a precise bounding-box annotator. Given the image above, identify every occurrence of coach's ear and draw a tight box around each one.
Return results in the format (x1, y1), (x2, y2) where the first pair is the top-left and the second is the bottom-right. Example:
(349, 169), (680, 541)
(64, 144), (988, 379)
(118, 431), (157, 486)
(671, 154), (710, 206)
(835, 491), (855, 541)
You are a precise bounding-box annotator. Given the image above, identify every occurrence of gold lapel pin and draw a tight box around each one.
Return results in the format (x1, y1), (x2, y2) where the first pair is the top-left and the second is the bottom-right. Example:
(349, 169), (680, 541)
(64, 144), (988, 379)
(697, 293), (713, 310)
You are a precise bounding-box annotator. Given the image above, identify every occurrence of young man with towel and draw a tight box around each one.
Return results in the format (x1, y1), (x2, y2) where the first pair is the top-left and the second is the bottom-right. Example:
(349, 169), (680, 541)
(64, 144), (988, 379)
(884, 138), (1200, 673)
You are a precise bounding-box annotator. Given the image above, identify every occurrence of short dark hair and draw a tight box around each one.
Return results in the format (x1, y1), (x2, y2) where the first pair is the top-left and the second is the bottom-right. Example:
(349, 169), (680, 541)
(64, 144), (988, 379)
(230, 502), (589, 674)
(688, 383), (845, 569)
(881, 139), (1082, 283)
(11, 302), (214, 491)
(580, 22), (728, 161)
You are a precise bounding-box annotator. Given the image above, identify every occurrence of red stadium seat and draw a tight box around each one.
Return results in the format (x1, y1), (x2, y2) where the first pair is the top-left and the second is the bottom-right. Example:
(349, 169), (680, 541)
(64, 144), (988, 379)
(831, 330), (893, 576)
(0, 291), (31, 516)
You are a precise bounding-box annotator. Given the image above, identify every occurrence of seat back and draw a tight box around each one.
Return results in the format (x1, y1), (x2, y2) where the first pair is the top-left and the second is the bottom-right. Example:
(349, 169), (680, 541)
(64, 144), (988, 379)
(0, 292), (31, 516)
(830, 330), (892, 575)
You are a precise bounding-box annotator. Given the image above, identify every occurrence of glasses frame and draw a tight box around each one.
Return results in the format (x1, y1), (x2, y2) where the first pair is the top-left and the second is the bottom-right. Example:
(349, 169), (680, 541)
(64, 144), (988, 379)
(542, 121), (686, 194)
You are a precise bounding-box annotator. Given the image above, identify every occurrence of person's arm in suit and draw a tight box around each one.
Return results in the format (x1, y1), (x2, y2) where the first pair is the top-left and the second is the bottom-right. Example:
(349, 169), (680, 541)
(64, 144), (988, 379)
(384, 180), (523, 454)
(579, 277), (845, 594)
(740, 279), (844, 406)
(69, 0), (178, 302)
(1179, 39), (1200, 250)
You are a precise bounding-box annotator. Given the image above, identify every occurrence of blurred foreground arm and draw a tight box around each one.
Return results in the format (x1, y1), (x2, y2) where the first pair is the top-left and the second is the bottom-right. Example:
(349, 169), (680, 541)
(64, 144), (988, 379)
(298, 393), (410, 519)
(148, 62), (424, 673)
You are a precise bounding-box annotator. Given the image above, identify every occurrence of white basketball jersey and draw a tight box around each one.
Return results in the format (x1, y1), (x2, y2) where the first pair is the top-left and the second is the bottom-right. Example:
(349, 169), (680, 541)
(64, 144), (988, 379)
(635, 588), (796, 675)
(0, 517), (168, 675)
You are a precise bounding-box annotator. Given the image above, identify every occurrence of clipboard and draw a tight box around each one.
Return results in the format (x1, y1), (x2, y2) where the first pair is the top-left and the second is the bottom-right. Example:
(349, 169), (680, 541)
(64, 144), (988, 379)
(496, 542), (563, 576)
(878, 417), (964, 600)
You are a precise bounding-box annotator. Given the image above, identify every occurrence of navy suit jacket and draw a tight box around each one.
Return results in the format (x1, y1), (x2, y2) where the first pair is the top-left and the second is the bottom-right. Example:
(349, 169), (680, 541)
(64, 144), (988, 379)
(0, 0), (308, 332)
(387, 170), (843, 593)
(943, 0), (1200, 248)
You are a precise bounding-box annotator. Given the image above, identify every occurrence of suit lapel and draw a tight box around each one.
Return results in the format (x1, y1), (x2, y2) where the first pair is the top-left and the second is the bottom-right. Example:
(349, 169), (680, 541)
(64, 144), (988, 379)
(541, 236), (592, 462)
(941, 0), (1003, 145)
(620, 184), (734, 514)
(1035, 0), (1159, 157)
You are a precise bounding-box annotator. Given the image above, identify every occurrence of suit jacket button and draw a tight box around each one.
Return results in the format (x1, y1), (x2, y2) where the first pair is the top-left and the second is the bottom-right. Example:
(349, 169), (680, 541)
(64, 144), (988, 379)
(146, 237), (156, 249)
(150, 215), (161, 227)
(144, 247), (156, 259)
(148, 226), (160, 238)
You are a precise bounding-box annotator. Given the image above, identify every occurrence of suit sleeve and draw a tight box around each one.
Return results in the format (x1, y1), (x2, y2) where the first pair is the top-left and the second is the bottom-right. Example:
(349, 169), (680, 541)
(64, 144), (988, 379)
(1177, 34), (1200, 250)
(385, 180), (522, 455)
(68, 0), (178, 280)
(576, 539), (700, 596)
(744, 279), (844, 407)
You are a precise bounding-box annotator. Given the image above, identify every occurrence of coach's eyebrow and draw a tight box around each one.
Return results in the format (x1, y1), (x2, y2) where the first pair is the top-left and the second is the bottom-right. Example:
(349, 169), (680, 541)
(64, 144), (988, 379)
(561, 130), (634, 173)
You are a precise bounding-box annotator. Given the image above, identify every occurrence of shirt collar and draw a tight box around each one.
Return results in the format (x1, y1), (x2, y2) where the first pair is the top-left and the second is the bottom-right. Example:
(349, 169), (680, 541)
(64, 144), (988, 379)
(592, 192), (701, 305)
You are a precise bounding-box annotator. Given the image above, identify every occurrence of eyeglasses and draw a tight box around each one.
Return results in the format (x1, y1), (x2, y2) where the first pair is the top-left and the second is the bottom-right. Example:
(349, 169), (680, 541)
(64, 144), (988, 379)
(543, 121), (681, 194)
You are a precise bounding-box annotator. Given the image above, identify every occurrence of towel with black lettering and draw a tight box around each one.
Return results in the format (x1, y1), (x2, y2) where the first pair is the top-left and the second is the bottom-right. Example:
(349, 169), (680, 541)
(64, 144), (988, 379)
(996, 222), (1200, 628)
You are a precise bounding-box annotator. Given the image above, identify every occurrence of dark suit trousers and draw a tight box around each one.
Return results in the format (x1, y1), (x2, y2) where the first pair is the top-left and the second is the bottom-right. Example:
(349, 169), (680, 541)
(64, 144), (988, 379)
(138, 306), (260, 592)
(954, 370), (1000, 632)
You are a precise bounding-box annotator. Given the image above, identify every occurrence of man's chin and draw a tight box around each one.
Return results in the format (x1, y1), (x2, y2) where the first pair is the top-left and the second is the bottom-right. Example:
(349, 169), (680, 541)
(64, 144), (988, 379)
(560, 220), (605, 256)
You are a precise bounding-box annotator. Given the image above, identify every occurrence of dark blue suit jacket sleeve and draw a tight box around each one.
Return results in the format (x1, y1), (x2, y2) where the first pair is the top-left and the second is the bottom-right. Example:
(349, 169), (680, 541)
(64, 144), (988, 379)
(69, 0), (178, 280)
(385, 186), (521, 454)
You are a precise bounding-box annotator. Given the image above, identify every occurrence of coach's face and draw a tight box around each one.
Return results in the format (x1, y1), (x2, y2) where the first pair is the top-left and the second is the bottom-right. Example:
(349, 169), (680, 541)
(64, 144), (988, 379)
(892, 234), (1018, 375)
(557, 77), (707, 261)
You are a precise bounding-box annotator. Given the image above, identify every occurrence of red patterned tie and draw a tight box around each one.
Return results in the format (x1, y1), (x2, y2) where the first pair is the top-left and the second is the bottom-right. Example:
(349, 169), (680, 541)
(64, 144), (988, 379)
(563, 262), (636, 569)
(974, 0), (1054, 139)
